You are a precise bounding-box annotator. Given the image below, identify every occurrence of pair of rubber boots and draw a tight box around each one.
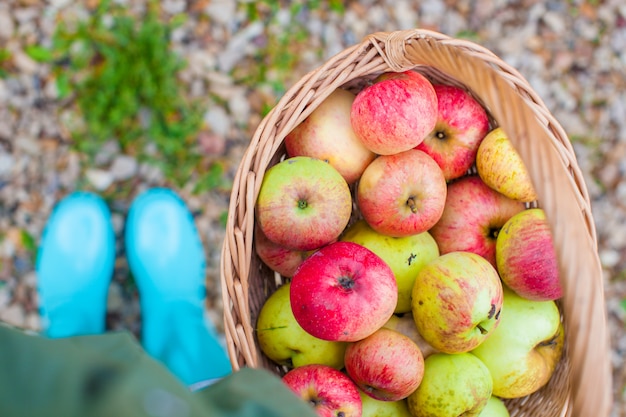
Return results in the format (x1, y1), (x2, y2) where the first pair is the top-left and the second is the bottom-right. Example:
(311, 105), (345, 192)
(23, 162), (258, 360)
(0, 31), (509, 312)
(36, 188), (232, 388)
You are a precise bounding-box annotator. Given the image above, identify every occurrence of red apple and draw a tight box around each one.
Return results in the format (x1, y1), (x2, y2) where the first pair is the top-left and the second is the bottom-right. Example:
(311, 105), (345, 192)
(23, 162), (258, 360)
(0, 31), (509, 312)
(282, 364), (362, 417)
(429, 175), (525, 267)
(256, 156), (352, 251)
(290, 241), (398, 342)
(357, 149), (447, 237)
(496, 208), (563, 301)
(351, 70), (438, 155)
(254, 225), (312, 278)
(416, 84), (490, 181)
(285, 88), (377, 185)
(344, 328), (425, 402)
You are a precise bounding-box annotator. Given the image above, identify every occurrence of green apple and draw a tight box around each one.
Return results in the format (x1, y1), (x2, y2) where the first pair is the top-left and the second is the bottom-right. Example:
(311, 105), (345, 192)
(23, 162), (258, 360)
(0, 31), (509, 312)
(470, 286), (564, 398)
(341, 219), (439, 313)
(359, 390), (412, 417)
(407, 352), (493, 417)
(256, 283), (348, 369)
(478, 396), (510, 417)
(411, 251), (503, 353)
(476, 127), (537, 203)
(382, 313), (438, 359)
(256, 156), (352, 252)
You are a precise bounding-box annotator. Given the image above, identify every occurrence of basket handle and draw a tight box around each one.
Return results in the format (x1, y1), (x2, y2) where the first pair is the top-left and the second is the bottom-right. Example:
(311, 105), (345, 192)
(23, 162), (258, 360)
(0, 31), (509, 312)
(361, 29), (611, 417)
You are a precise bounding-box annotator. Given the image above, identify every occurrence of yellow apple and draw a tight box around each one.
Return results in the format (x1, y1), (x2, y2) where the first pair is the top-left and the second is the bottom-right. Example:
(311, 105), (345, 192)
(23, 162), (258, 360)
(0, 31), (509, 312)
(256, 283), (348, 369)
(340, 219), (439, 313)
(478, 396), (510, 417)
(407, 352), (493, 417)
(359, 390), (412, 417)
(470, 286), (564, 398)
(475, 127), (538, 203)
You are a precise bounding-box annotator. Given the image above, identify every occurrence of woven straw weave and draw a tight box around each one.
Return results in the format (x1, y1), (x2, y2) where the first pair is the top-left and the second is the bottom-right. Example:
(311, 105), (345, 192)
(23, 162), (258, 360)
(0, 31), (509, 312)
(219, 29), (612, 417)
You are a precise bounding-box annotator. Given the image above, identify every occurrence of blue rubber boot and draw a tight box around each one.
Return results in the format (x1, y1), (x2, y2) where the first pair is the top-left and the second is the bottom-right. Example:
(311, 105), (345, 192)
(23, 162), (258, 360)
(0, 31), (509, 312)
(125, 188), (232, 388)
(36, 192), (115, 338)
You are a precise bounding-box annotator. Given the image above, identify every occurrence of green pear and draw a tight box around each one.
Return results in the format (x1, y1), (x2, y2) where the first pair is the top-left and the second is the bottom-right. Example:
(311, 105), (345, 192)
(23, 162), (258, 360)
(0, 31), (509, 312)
(478, 396), (510, 417)
(407, 352), (493, 417)
(341, 219), (439, 313)
(359, 389), (412, 417)
(470, 286), (564, 398)
(256, 283), (348, 369)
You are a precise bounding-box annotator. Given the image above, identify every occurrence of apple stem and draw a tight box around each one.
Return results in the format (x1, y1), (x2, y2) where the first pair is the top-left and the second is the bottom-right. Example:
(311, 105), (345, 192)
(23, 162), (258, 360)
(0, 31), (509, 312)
(298, 199), (308, 210)
(436, 131), (446, 140)
(407, 196), (418, 213)
(477, 324), (488, 335)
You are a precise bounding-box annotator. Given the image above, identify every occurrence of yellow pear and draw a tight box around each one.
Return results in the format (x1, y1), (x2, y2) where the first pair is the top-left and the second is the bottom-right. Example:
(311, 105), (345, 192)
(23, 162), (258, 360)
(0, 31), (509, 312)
(476, 127), (537, 203)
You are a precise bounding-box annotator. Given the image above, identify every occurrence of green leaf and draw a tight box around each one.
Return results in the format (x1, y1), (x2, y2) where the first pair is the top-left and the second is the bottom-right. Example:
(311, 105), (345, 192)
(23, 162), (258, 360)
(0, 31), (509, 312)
(25, 45), (54, 63)
(219, 211), (228, 229)
(55, 73), (71, 98)
(20, 230), (36, 253)
(0, 48), (11, 62)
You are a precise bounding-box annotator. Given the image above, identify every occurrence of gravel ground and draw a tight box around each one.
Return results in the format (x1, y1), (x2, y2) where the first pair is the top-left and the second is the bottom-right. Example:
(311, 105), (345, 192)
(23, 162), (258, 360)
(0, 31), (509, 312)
(1, 0), (625, 414)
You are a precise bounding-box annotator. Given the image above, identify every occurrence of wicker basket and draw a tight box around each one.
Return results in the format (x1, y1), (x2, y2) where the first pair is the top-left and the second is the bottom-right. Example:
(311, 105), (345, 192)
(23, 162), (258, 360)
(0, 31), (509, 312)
(220, 29), (612, 417)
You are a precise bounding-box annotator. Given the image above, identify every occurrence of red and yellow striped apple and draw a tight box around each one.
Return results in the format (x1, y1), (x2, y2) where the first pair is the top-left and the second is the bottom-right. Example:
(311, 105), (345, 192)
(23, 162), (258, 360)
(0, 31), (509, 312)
(357, 149), (447, 238)
(351, 70), (438, 155)
(416, 84), (490, 181)
(430, 175), (525, 268)
(254, 225), (312, 278)
(282, 364), (362, 417)
(496, 208), (562, 301)
(344, 328), (425, 401)
(285, 88), (376, 185)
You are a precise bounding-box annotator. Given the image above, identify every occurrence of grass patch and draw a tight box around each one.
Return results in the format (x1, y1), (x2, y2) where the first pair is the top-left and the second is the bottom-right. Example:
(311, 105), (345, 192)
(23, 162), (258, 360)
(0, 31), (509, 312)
(50, 0), (218, 190)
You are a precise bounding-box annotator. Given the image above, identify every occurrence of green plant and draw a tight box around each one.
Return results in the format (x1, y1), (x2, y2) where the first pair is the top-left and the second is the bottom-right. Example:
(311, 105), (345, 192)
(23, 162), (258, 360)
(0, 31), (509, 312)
(0, 49), (11, 78)
(50, 0), (211, 188)
(234, 1), (345, 107)
(25, 45), (54, 63)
